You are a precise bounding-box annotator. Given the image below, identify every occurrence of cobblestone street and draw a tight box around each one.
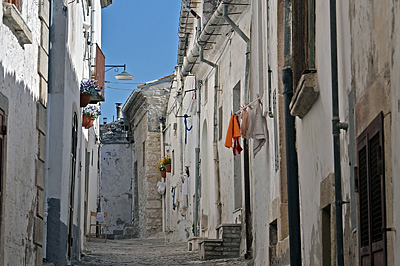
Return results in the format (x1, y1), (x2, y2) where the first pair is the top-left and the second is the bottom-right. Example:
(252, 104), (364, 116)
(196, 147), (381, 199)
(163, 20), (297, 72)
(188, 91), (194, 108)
(75, 238), (253, 266)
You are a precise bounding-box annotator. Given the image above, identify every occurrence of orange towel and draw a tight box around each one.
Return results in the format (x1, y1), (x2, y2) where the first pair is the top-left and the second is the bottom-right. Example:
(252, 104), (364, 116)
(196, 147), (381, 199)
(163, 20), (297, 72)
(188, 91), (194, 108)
(225, 114), (242, 155)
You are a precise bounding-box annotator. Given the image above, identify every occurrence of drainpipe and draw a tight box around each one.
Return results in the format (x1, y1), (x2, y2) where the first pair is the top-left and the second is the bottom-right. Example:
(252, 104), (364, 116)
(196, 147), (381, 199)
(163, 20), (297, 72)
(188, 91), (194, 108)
(199, 45), (222, 226)
(43, 0), (54, 259)
(329, 0), (345, 265)
(282, 0), (301, 264)
(160, 122), (165, 233)
(88, 3), (95, 78)
(194, 80), (202, 236)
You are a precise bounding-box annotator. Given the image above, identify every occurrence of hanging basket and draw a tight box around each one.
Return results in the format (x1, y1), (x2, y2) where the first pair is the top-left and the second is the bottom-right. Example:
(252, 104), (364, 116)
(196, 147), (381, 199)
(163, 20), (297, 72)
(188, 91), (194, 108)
(82, 114), (91, 127)
(80, 93), (92, 107)
(85, 117), (95, 129)
(165, 164), (171, 173)
(160, 170), (167, 178)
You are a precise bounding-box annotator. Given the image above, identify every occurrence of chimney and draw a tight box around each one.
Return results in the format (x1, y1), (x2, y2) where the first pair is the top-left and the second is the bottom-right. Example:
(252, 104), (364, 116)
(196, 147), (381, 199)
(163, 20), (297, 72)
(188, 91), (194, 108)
(116, 103), (122, 120)
(103, 117), (107, 125)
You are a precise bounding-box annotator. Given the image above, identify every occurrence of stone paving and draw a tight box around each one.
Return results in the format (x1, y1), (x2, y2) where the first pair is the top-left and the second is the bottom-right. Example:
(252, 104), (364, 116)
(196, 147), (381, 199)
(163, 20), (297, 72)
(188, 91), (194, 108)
(74, 238), (254, 266)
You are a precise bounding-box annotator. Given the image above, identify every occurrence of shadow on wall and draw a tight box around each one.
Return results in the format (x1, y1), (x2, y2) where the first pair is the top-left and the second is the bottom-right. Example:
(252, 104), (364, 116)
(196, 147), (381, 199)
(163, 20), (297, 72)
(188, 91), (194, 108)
(0, 61), (43, 265)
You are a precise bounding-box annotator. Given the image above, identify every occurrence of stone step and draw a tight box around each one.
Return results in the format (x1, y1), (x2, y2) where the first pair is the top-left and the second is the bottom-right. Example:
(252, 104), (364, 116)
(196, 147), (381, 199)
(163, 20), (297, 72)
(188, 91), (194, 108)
(216, 223), (241, 240)
(187, 236), (206, 251)
(198, 224), (242, 260)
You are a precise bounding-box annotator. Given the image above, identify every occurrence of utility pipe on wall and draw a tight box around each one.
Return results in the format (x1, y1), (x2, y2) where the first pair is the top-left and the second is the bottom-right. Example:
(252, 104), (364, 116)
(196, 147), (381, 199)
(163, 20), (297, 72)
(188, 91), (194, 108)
(329, 0), (345, 265)
(282, 0), (302, 264)
(194, 79), (202, 236)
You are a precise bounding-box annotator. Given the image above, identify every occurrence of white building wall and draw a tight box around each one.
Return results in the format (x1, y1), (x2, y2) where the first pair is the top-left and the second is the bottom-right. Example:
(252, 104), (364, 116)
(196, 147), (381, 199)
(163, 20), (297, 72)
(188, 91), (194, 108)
(46, 0), (103, 264)
(0, 1), (43, 265)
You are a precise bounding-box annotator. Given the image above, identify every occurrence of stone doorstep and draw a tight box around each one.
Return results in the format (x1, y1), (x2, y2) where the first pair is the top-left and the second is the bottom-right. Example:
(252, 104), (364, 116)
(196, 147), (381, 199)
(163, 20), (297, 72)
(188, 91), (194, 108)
(187, 236), (207, 251)
(197, 224), (242, 261)
(216, 224), (242, 239)
(199, 239), (224, 246)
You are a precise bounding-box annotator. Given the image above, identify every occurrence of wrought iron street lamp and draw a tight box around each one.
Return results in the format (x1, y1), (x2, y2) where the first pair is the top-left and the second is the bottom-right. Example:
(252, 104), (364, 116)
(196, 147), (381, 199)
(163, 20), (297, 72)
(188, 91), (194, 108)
(105, 64), (134, 80)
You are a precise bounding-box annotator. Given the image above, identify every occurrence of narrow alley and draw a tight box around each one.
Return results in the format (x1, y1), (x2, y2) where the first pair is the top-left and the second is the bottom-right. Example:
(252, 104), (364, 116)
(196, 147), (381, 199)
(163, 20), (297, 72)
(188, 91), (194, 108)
(76, 238), (252, 266)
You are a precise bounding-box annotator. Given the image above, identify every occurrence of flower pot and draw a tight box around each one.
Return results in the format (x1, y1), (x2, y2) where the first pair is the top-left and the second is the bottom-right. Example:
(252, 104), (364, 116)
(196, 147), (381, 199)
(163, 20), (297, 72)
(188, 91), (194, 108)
(85, 117), (95, 129)
(80, 93), (92, 107)
(165, 164), (171, 173)
(82, 114), (91, 127)
(160, 170), (166, 178)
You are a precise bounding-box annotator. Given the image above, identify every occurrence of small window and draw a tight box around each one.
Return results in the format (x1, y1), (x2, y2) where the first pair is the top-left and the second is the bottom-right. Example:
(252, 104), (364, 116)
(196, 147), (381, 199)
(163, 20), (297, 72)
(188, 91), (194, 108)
(0, 109), (5, 239)
(172, 150), (175, 176)
(142, 141), (146, 167)
(292, 0), (316, 88)
(218, 106), (223, 141)
(5, 0), (21, 10)
(202, 78), (208, 105)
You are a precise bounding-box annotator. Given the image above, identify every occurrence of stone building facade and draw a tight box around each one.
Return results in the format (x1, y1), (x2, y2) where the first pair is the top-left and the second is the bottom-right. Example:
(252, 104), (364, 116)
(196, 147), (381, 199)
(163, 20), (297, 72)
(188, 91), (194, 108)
(123, 75), (172, 238)
(167, 0), (400, 265)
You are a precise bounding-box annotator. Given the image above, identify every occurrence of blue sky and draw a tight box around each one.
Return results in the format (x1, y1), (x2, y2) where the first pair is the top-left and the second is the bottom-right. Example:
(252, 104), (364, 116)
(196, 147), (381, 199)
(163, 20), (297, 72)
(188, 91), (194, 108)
(101, 1), (181, 121)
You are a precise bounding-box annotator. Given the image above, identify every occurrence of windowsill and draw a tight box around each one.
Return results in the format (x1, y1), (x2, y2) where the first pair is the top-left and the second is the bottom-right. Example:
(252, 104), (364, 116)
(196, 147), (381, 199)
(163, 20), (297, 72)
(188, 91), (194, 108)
(3, 3), (32, 46)
(289, 71), (319, 119)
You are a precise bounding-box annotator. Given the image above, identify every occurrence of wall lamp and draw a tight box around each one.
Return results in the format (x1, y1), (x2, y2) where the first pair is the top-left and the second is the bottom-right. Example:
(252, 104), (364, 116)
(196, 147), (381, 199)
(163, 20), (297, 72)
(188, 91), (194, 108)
(105, 64), (134, 80)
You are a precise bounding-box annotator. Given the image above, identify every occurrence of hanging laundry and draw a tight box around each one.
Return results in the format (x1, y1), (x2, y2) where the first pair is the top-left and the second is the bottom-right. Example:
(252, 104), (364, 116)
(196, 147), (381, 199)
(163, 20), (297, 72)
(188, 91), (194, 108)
(184, 114), (192, 144)
(240, 108), (249, 138)
(252, 101), (268, 157)
(225, 114), (242, 156)
(171, 187), (176, 210)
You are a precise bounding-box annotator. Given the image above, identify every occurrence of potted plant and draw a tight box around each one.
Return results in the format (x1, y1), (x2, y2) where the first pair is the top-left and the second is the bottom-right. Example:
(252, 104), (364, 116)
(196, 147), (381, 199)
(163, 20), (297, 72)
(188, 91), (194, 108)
(161, 154), (172, 172)
(82, 104), (101, 129)
(80, 79), (101, 107)
(156, 163), (166, 178)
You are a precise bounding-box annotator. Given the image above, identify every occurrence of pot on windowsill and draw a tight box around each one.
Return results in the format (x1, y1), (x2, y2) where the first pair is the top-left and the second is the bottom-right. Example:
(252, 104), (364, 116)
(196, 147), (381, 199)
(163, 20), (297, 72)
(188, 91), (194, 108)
(85, 117), (95, 129)
(80, 93), (92, 107)
(82, 114), (91, 127)
(160, 169), (166, 178)
(165, 164), (171, 173)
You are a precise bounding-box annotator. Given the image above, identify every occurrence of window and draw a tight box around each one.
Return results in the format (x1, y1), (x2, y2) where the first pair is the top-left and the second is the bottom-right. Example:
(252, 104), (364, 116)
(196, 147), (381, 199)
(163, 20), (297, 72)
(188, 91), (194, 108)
(90, 44), (105, 103)
(292, 0), (315, 87)
(269, 220), (278, 265)
(357, 112), (386, 265)
(322, 205), (331, 266)
(172, 150), (175, 176)
(142, 141), (146, 167)
(0, 109), (5, 240)
(218, 106), (223, 141)
(4, 0), (21, 10)
(3, 0), (32, 46)
(202, 78), (208, 105)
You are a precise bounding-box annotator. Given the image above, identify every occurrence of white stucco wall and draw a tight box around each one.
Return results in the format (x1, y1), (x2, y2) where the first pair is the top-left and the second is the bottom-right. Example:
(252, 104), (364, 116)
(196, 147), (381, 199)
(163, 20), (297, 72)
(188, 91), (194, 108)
(0, 1), (42, 265)
(45, 0), (103, 263)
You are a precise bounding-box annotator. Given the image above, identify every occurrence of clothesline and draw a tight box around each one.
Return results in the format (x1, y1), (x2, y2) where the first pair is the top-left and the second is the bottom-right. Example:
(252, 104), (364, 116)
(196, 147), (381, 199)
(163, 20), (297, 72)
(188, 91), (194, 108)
(234, 94), (263, 115)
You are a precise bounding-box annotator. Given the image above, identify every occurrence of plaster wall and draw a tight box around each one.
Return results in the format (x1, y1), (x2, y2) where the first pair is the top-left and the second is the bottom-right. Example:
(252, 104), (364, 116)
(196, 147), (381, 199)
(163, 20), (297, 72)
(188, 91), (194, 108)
(216, 10), (249, 232)
(248, 1), (281, 265)
(0, 1), (43, 265)
(391, 2), (400, 265)
(163, 74), (195, 242)
(293, 1), (340, 264)
(349, 1), (396, 265)
(100, 144), (133, 235)
(46, 0), (102, 264)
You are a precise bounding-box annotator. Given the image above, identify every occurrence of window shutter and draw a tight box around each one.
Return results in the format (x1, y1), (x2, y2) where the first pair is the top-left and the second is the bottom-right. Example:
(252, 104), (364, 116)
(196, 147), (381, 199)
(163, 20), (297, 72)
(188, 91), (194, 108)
(357, 112), (386, 266)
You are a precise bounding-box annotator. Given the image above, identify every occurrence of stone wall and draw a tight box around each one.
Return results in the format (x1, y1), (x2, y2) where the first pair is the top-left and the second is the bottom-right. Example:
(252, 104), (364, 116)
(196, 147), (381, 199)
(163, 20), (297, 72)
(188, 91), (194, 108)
(100, 144), (133, 237)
